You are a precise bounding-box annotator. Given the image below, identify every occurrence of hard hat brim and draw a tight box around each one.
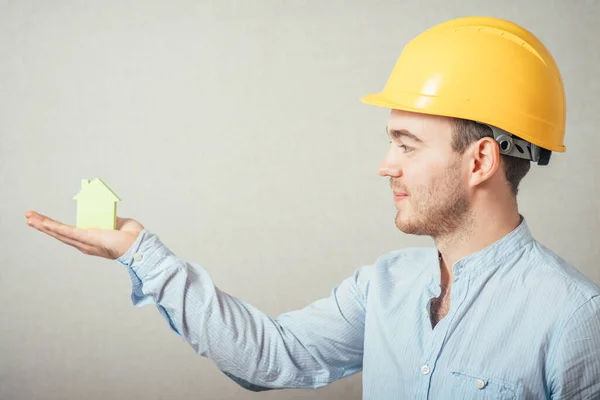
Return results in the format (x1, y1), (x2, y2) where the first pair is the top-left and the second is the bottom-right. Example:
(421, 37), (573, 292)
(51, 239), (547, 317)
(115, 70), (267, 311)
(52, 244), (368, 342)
(360, 92), (566, 153)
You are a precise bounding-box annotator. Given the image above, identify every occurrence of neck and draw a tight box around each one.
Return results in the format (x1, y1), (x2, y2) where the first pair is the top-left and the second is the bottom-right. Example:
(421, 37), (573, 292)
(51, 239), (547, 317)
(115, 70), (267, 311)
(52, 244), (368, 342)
(434, 196), (522, 279)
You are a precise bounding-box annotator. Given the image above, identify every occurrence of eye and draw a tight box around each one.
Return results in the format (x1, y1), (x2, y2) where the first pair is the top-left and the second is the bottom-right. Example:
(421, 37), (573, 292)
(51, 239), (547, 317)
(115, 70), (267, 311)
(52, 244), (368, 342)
(388, 139), (415, 153)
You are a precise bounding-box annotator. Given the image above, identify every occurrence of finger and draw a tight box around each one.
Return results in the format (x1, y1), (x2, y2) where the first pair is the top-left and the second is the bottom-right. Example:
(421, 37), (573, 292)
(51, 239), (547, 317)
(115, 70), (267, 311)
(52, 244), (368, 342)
(25, 210), (44, 220)
(29, 212), (98, 246)
(116, 216), (126, 230)
(27, 217), (98, 255)
(26, 214), (84, 243)
(25, 211), (65, 229)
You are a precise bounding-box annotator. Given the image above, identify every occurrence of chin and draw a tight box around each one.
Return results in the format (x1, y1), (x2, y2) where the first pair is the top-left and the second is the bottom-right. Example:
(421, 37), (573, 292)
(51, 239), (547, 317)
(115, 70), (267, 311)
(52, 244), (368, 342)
(395, 213), (413, 232)
(395, 212), (428, 236)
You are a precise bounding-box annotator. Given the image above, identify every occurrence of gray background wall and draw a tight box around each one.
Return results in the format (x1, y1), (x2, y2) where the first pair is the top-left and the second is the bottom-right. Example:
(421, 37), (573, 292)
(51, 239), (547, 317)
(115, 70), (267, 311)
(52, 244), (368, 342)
(1, 1), (599, 399)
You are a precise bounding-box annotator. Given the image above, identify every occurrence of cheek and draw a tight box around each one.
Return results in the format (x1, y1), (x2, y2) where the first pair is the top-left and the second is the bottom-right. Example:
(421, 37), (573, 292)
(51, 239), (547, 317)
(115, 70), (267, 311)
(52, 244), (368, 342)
(403, 161), (439, 191)
(407, 168), (456, 205)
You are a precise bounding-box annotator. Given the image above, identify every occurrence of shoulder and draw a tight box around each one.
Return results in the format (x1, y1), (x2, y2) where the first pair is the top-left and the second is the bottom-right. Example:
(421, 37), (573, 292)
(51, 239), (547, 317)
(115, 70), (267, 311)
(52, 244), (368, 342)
(370, 246), (438, 283)
(518, 239), (600, 345)
(375, 246), (438, 268)
(351, 246), (437, 295)
(526, 240), (600, 302)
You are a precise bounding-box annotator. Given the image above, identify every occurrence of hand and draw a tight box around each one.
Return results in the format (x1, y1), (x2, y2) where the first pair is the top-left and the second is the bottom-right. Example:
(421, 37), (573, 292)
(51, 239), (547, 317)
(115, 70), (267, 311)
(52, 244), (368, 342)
(24, 210), (144, 260)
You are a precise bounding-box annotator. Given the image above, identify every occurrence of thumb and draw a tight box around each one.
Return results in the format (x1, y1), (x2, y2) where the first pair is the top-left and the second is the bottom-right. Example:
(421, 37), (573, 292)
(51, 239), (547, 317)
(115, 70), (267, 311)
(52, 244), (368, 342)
(115, 216), (144, 232)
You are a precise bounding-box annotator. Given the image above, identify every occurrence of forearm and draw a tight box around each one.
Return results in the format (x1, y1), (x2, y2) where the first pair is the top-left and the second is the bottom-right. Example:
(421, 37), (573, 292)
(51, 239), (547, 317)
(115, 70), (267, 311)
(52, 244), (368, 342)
(116, 229), (352, 390)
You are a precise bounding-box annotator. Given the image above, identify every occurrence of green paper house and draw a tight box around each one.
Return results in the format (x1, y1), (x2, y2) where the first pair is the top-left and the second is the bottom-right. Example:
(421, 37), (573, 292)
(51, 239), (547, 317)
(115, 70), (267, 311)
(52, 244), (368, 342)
(73, 178), (121, 229)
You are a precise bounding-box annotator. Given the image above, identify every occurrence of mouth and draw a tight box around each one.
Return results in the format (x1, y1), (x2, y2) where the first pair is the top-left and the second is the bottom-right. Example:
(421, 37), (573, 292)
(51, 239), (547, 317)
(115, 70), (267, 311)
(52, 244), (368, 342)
(393, 192), (408, 202)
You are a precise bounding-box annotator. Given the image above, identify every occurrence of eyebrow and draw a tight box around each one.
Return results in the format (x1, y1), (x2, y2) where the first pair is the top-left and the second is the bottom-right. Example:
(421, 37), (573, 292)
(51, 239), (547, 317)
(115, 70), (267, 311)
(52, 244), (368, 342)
(386, 127), (425, 144)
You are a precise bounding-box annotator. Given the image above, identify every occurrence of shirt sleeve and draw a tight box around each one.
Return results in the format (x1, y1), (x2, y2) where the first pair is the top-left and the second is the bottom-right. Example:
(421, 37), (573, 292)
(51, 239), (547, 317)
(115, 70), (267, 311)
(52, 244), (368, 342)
(115, 229), (371, 391)
(548, 295), (600, 399)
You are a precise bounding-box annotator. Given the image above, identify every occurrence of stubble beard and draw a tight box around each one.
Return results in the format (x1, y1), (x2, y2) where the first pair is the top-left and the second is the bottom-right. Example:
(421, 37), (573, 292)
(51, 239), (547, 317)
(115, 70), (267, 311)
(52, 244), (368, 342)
(393, 162), (472, 239)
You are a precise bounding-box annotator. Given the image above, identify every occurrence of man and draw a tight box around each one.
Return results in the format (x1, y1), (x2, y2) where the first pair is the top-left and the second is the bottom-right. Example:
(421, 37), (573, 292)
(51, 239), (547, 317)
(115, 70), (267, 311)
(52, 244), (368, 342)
(25, 16), (600, 399)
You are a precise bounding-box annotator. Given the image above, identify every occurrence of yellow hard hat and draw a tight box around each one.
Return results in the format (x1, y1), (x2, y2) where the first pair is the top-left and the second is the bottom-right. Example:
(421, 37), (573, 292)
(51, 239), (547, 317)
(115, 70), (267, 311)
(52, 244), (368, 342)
(361, 16), (566, 165)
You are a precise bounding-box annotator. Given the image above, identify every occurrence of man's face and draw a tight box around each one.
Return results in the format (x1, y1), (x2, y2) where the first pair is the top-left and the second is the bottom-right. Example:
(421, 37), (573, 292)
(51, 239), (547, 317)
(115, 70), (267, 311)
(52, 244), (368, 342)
(379, 109), (472, 238)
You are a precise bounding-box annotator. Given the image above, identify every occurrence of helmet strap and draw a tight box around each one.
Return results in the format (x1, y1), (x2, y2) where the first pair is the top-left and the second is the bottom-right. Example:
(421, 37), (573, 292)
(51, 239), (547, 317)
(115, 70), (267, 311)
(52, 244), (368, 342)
(477, 123), (546, 164)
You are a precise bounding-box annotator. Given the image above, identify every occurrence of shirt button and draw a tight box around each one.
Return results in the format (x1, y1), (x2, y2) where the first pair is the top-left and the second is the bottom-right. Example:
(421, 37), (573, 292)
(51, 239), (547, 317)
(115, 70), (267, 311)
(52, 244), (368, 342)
(475, 379), (486, 389)
(421, 365), (431, 375)
(133, 253), (143, 262)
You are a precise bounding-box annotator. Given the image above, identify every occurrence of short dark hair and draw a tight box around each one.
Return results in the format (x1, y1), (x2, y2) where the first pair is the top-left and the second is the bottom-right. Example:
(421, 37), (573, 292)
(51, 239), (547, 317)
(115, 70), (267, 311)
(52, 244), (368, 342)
(450, 118), (531, 196)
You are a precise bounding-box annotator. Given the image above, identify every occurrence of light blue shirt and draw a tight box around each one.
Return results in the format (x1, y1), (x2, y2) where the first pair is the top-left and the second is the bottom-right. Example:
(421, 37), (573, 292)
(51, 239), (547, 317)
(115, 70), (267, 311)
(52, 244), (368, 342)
(116, 216), (600, 399)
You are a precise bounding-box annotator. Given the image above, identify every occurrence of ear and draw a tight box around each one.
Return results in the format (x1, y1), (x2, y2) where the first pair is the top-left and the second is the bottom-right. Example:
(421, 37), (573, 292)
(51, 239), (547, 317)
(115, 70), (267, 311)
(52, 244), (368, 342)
(467, 137), (501, 188)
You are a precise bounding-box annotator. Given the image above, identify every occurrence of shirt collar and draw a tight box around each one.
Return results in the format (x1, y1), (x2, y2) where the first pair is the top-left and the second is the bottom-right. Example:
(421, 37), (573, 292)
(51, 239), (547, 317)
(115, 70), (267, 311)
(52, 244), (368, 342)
(437, 214), (534, 278)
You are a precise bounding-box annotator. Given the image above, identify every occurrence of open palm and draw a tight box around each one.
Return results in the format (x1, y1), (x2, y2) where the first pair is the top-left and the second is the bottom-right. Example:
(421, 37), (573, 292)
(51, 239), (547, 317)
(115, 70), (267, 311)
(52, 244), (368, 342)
(24, 210), (144, 259)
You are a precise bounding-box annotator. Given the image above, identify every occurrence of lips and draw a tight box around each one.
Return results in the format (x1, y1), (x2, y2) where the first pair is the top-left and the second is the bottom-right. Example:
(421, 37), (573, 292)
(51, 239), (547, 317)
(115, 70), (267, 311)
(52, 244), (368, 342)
(393, 192), (408, 201)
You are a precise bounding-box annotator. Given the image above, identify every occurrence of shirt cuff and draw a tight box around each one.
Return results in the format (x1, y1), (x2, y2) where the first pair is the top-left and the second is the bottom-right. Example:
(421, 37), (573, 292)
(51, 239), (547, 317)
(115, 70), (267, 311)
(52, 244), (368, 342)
(115, 229), (175, 284)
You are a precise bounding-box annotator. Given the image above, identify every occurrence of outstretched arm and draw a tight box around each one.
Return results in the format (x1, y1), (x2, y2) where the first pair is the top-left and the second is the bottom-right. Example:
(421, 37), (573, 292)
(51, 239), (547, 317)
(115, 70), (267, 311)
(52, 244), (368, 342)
(117, 229), (370, 391)
(25, 211), (371, 391)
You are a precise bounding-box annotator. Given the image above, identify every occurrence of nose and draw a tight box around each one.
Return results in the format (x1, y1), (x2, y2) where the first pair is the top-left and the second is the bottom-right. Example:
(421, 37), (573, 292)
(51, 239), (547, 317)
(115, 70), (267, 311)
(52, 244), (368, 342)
(378, 147), (402, 177)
